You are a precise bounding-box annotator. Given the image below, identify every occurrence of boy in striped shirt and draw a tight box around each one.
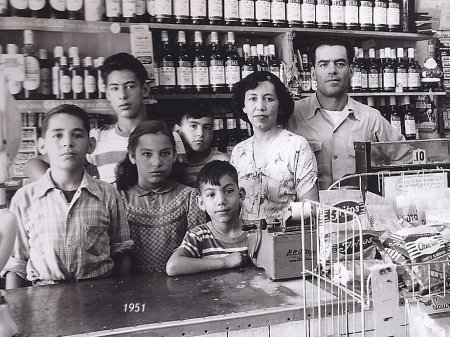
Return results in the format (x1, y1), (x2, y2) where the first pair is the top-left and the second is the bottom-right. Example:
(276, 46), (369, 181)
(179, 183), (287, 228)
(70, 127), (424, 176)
(166, 161), (248, 276)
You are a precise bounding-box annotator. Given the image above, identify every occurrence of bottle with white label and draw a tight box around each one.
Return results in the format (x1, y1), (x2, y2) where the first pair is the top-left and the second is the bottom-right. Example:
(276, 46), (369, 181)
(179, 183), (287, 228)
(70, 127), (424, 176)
(38, 49), (53, 99)
(382, 47), (395, 92)
(49, 0), (68, 19)
(209, 0), (224, 25)
(395, 47), (408, 91)
(359, 0), (374, 30)
(268, 44), (280, 78)
(9, 0), (29, 16)
(241, 44), (254, 79)
(154, 0), (173, 23)
(5, 44), (24, 99)
(316, 0), (330, 28)
(209, 32), (226, 93)
(173, 0), (190, 23)
(135, 0), (147, 22)
(146, 0), (155, 22)
(224, 0), (239, 25)
(122, 0), (136, 22)
(224, 32), (241, 92)
(407, 47), (421, 92)
(192, 31), (210, 93)
(387, 0), (400, 32)
(52, 45), (64, 99)
(287, 0), (302, 27)
(159, 31), (177, 93)
(344, 0), (359, 30)
(388, 96), (402, 134)
(271, 0), (286, 27)
(176, 31), (193, 93)
(29, 0), (49, 18)
(84, 0), (104, 21)
(301, 0), (316, 28)
(373, 0), (387, 31)
(84, 57), (97, 99)
(96, 56), (107, 99)
(255, 0), (271, 27)
(71, 56), (84, 99)
(67, 0), (83, 20)
(330, 0), (345, 29)
(22, 30), (40, 99)
(190, 0), (207, 24)
(105, 0), (122, 21)
(0, 1), (8, 16)
(350, 47), (362, 92)
(59, 56), (72, 99)
(239, 0), (256, 26)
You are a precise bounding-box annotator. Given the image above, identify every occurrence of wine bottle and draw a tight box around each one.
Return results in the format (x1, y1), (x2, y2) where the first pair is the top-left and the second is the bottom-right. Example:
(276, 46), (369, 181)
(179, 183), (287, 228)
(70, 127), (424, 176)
(5, 44), (24, 99)
(38, 49), (53, 99)
(287, 0), (302, 27)
(29, 0), (48, 18)
(256, 44), (269, 71)
(154, 0), (173, 23)
(344, 0), (359, 30)
(373, 0), (387, 31)
(395, 47), (408, 91)
(406, 47), (421, 92)
(359, 0), (374, 31)
(22, 30), (40, 100)
(0, 1), (8, 16)
(84, 56), (98, 99)
(71, 56), (84, 99)
(9, 0), (29, 17)
(367, 48), (380, 91)
(96, 56), (107, 99)
(224, 32), (241, 92)
(122, 0), (136, 23)
(241, 44), (254, 79)
(208, 0), (224, 25)
(191, 0), (207, 24)
(174, 0), (190, 23)
(192, 31), (210, 93)
(271, 0), (287, 27)
(159, 31), (177, 93)
(52, 45), (64, 99)
(268, 44), (281, 78)
(239, 0), (256, 26)
(316, 0), (330, 29)
(59, 56), (72, 100)
(49, 0), (68, 19)
(382, 47), (395, 92)
(105, 0), (122, 21)
(209, 31), (226, 93)
(402, 95), (416, 140)
(67, 0), (83, 20)
(302, 0), (316, 28)
(359, 48), (368, 91)
(350, 46), (362, 92)
(387, 0), (400, 32)
(255, 0), (271, 27)
(330, 0), (345, 29)
(175, 31), (193, 93)
(388, 95), (402, 134)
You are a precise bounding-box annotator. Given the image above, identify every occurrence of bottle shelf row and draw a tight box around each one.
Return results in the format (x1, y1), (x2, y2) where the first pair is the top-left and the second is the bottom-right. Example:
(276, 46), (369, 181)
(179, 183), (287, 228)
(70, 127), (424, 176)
(0, 17), (432, 41)
(15, 91), (447, 115)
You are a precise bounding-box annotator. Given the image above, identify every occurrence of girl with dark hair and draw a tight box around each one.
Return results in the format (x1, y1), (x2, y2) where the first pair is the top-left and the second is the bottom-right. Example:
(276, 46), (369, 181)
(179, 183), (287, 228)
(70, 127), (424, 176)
(115, 120), (205, 274)
(230, 71), (319, 221)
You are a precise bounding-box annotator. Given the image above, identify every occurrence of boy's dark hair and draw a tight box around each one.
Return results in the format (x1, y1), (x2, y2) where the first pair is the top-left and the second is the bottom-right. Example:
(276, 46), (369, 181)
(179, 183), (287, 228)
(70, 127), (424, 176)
(115, 120), (176, 190)
(197, 160), (239, 189)
(232, 71), (294, 125)
(42, 104), (90, 136)
(101, 52), (148, 85)
(178, 103), (214, 125)
(309, 37), (355, 66)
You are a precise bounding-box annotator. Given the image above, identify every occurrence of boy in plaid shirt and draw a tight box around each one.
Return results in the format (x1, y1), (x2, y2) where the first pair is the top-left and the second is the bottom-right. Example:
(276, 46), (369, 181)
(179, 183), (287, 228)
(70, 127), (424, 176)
(2, 104), (133, 288)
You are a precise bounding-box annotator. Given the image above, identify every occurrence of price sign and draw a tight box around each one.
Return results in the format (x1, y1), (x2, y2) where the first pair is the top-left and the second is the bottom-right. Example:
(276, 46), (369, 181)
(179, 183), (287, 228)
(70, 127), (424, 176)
(412, 148), (427, 165)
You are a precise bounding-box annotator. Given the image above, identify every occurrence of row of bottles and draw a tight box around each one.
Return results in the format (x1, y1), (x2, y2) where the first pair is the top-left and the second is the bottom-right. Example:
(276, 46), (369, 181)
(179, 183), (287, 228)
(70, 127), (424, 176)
(1, 0), (409, 32)
(362, 95), (417, 140)
(154, 31), (282, 94)
(211, 117), (252, 154)
(1, 30), (106, 100)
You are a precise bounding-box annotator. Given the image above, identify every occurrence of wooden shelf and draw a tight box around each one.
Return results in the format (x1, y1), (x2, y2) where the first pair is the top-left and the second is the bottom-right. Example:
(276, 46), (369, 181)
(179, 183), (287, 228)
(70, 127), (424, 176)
(292, 27), (433, 41)
(0, 17), (432, 41)
(301, 91), (447, 97)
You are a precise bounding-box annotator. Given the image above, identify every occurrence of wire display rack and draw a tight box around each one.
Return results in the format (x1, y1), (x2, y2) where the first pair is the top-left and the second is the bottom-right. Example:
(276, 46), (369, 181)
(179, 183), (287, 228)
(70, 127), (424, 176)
(300, 169), (450, 337)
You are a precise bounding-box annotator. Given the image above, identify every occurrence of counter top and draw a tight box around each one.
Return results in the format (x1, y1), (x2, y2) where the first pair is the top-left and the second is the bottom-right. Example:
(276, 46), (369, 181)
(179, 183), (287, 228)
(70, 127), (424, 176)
(2, 267), (336, 337)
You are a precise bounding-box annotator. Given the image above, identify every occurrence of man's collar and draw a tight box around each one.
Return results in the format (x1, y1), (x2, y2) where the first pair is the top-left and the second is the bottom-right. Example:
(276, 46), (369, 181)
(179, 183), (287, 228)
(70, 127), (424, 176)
(307, 93), (360, 120)
(131, 179), (177, 197)
(36, 169), (102, 199)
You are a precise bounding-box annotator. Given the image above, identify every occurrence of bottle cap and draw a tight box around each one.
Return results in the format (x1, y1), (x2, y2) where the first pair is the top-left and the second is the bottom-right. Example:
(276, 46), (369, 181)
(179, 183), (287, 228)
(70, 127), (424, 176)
(256, 44), (264, 56)
(369, 48), (375, 58)
(60, 56), (68, 66)
(379, 48), (385, 59)
(6, 44), (18, 55)
(53, 46), (64, 58)
(268, 44), (275, 55)
(227, 32), (235, 43)
(407, 47), (415, 59)
(243, 44), (250, 54)
(194, 31), (203, 43)
(68, 46), (79, 59)
(397, 47), (404, 58)
(358, 48), (364, 58)
(39, 49), (48, 59)
(161, 31), (169, 42)
(177, 31), (186, 43)
(84, 56), (93, 66)
(97, 56), (105, 66)
(23, 30), (34, 45)
(210, 31), (219, 42)
(389, 95), (396, 105)
(251, 45), (257, 57)
(263, 45), (269, 56)
(72, 56), (81, 66)
(390, 49), (396, 59)
(404, 95), (410, 105)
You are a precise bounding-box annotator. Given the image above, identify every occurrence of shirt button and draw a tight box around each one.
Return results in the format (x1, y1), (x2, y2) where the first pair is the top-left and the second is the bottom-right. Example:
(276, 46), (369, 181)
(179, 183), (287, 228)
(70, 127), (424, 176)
(333, 155), (338, 160)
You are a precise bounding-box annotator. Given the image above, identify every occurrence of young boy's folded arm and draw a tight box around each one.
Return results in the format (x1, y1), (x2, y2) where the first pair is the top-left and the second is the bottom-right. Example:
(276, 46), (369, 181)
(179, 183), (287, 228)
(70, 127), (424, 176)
(107, 190), (134, 276)
(166, 248), (227, 276)
(2, 194), (32, 288)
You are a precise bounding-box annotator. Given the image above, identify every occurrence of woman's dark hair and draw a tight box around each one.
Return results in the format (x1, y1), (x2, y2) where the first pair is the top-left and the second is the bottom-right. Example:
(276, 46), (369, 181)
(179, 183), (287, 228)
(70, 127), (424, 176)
(231, 71), (294, 125)
(308, 37), (355, 66)
(101, 52), (148, 86)
(115, 120), (176, 190)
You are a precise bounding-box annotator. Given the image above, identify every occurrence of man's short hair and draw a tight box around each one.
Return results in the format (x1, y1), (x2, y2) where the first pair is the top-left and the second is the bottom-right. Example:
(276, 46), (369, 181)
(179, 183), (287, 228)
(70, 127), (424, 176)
(42, 104), (90, 136)
(309, 37), (355, 66)
(179, 103), (214, 124)
(197, 160), (239, 188)
(101, 52), (148, 85)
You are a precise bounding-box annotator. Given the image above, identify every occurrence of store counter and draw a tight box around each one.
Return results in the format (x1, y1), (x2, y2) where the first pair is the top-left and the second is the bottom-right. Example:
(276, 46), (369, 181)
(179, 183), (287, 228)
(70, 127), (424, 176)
(2, 267), (336, 337)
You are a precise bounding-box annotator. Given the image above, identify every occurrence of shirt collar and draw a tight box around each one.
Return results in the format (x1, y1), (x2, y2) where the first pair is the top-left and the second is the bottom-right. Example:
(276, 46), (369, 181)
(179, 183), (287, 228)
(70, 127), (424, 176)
(37, 169), (103, 199)
(307, 93), (361, 121)
(131, 179), (177, 197)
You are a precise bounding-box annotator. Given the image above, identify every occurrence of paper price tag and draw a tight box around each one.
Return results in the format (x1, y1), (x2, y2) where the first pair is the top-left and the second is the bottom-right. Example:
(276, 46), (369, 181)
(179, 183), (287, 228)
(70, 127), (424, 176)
(412, 148), (427, 164)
